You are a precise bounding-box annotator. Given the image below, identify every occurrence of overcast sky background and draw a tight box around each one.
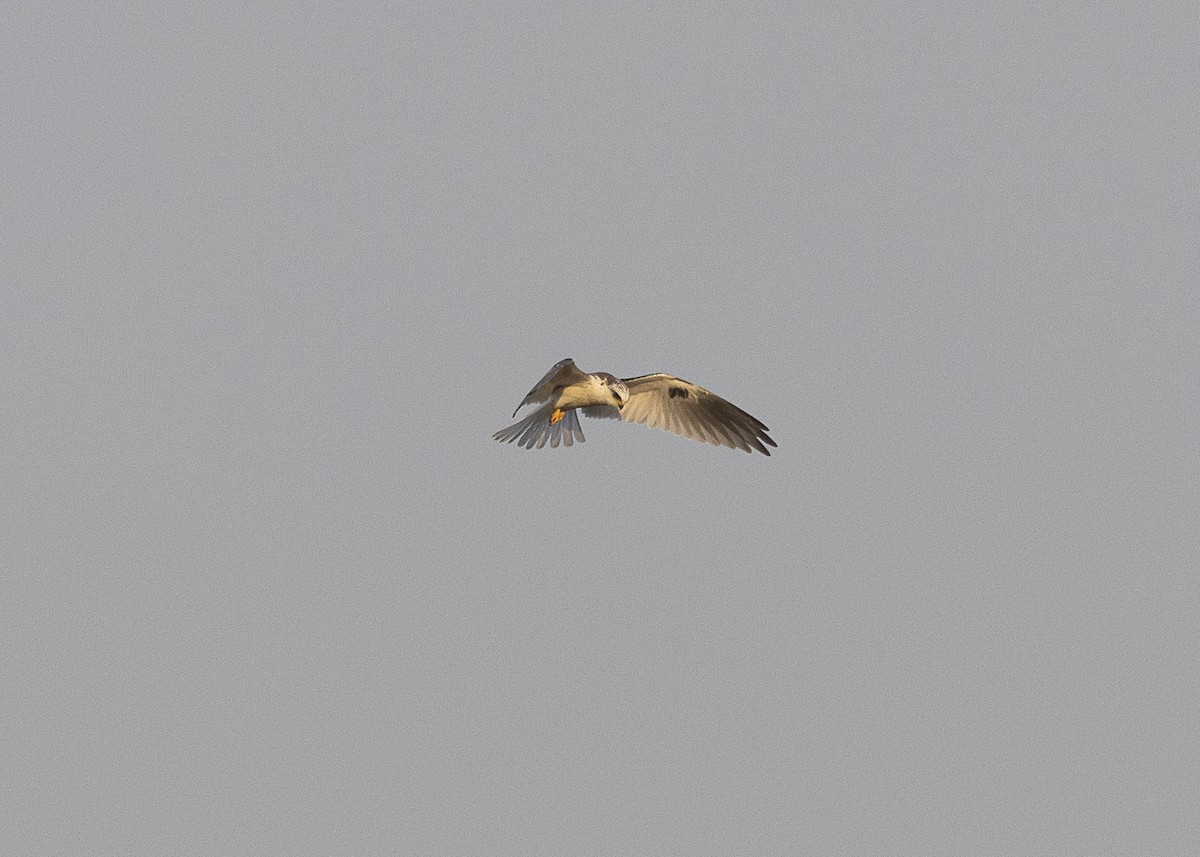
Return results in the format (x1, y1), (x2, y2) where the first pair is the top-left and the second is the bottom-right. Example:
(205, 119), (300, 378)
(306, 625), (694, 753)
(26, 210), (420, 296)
(5, 3), (1199, 854)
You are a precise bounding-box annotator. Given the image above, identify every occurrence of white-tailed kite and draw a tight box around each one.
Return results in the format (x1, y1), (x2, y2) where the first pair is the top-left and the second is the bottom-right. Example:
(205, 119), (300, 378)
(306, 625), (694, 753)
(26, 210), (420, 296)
(493, 358), (777, 455)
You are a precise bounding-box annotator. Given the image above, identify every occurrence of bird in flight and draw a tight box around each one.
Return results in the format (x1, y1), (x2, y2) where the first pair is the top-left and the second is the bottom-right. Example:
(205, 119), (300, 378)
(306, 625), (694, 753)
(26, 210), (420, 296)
(493, 358), (777, 455)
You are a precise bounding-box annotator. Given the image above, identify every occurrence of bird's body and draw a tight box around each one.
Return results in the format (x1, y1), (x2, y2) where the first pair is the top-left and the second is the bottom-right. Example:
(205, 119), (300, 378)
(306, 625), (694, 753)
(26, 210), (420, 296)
(542, 371), (629, 414)
(493, 358), (776, 455)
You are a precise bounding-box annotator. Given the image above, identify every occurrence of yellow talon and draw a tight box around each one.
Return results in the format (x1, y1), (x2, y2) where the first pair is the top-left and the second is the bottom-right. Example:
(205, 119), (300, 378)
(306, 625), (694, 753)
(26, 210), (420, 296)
(549, 408), (565, 425)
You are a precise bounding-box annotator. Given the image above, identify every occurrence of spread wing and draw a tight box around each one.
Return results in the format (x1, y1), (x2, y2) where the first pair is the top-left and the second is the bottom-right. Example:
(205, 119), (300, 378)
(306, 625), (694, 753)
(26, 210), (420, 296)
(616, 374), (777, 455)
(510, 358), (591, 416)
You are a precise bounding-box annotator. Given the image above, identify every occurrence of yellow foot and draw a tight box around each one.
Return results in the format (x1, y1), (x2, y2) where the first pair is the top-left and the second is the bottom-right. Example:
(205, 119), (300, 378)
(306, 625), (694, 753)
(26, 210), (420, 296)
(549, 408), (565, 425)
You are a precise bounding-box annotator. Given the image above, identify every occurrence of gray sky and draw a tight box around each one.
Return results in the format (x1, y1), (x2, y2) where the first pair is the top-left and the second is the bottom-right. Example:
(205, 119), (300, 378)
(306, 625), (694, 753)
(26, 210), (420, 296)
(5, 3), (1199, 854)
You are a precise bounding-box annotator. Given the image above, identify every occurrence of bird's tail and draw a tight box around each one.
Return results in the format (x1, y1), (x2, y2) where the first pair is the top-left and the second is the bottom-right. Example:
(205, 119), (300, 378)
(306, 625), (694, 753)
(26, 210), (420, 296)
(492, 406), (585, 449)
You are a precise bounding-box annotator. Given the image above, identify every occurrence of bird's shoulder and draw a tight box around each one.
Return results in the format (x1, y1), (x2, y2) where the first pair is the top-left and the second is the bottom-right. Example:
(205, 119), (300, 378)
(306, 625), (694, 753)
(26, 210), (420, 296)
(622, 373), (708, 400)
(531, 358), (591, 392)
(513, 359), (593, 415)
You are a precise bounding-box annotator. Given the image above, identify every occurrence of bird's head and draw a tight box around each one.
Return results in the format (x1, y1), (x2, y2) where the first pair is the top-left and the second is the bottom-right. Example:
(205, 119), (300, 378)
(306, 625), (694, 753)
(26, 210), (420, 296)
(611, 379), (629, 410)
(595, 373), (629, 410)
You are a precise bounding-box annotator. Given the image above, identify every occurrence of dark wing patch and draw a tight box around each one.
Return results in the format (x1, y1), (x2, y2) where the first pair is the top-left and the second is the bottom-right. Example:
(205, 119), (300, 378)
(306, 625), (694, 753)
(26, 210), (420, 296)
(668, 386), (689, 399)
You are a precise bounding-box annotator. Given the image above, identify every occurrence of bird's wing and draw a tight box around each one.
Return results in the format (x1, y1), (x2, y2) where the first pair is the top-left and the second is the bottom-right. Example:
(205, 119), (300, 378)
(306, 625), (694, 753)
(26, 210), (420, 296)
(618, 374), (777, 455)
(511, 358), (591, 416)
